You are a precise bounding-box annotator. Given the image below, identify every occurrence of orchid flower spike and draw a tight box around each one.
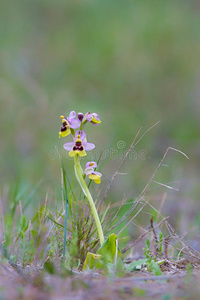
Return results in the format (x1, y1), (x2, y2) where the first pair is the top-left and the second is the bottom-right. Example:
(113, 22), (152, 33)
(85, 161), (102, 184)
(85, 112), (101, 125)
(59, 111), (81, 138)
(63, 131), (95, 157)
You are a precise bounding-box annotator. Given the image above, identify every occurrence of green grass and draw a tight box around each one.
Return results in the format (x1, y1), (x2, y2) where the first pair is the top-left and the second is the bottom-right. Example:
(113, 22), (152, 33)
(0, 0), (200, 289)
(0, 126), (196, 277)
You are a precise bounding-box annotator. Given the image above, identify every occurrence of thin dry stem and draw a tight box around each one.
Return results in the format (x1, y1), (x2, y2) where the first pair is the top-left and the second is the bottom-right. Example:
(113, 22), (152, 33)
(153, 180), (180, 191)
(100, 128), (142, 207)
(117, 200), (148, 236)
(165, 220), (200, 261)
(121, 216), (169, 253)
(111, 146), (189, 232)
(105, 194), (127, 232)
(101, 121), (161, 207)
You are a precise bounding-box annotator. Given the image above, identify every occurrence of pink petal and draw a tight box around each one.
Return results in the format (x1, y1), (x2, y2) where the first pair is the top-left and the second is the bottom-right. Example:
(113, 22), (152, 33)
(85, 168), (94, 176)
(93, 171), (102, 177)
(75, 130), (87, 140)
(86, 113), (93, 122)
(70, 119), (81, 129)
(68, 111), (76, 120)
(85, 161), (97, 169)
(83, 142), (95, 151)
(92, 113), (99, 119)
(85, 170), (102, 177)
(63, 142), (74, 151)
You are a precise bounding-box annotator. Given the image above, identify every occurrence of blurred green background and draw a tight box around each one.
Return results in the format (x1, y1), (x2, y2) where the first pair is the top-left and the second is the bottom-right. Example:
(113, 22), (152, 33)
(0, 0), (200, 231)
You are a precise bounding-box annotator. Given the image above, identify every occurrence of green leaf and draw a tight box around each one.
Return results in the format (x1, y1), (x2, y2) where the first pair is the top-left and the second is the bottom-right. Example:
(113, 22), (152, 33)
(43, 208), (64, 228)
(97, 233), (121, 263)
(83, 234), (122, 271)
(23, 180), (42, 211)
(147, 260), (162, 276)
(83, 252), (102, 271)
(31, 229), (37, 239)
(146, 238), (150, 248)
(44, 261), (56, 275)
(125, 259), (148, 272)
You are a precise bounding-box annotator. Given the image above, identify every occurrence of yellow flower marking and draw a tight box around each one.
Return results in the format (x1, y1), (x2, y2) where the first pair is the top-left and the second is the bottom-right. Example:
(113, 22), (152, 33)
(91, 115), (101, 124)
(69, 135), (87, 157)
(88, 174), (101, 184)
(59, 116), (71, 138)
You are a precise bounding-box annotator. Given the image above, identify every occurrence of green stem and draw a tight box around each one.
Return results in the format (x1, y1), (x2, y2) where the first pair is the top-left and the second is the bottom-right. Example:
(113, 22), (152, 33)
(62, 195), (68, 258)
(74, 155), (105, 246)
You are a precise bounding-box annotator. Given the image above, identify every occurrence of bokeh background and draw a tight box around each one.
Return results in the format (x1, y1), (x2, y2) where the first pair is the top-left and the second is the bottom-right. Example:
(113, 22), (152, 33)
(0, 0), (200, 234)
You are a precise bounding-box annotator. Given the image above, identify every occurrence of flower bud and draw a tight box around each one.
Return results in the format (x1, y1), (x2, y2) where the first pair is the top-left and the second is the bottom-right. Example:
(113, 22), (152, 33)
(78, 112), (84, 122)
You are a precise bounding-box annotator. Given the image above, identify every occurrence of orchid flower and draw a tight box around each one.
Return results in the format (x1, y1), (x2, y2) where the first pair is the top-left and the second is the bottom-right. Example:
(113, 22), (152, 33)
(59, 111), (81, 138)
(85, 162), (102, 184)
(59, 111), (105, 248)
(85, 112), (101, 125)
(63, 131), (95, 157)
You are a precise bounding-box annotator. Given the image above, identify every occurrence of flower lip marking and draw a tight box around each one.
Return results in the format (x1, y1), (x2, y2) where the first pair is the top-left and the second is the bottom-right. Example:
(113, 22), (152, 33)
(60, 117), (69, 132)
(73, 135), (84, 151)
(59, 112), (81, 138)
(59, 116), (71, 137)
(63, 131), (95, 157)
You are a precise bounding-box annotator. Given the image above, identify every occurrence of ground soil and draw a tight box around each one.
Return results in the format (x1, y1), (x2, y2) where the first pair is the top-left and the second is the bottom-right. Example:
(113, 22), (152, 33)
(1, 263), (200, 300)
